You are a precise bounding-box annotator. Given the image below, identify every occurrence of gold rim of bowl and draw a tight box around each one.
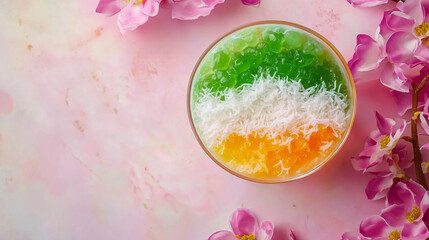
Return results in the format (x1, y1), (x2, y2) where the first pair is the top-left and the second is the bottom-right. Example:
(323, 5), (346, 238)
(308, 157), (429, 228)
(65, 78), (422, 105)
(187, 20), (356, 184)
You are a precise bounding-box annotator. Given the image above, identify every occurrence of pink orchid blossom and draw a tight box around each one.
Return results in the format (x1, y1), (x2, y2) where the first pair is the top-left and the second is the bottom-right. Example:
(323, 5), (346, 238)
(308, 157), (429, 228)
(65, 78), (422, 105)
(365, 144), (412, 200)
(96, 0), (161, 35)
(348, 34), (386, 82)
(379, 0), (429, 65)
(360, 180), (429, 239)
(209, 209), (274, 240)
(392, 66), (429, 115)
(349, 33), (412, 92)
(347, 0), (388, 8)
(169, 0), (226, 20)
(352, 112), (407, 173)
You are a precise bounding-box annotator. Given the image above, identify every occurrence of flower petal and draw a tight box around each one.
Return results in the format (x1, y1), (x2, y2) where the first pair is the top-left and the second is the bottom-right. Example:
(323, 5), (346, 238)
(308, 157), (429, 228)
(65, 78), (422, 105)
(365, 173), (394, 200)
(420, 112), (429, 135)
(414, 44), (429, 63)
(359, 215), (389, 238)
(421, 142), (429, 149)
(424, 97), (429, 113)
(230, 209), (259, 236)
(96, 0), (121, 15)
(170, 0), (226, 20)
(419, 191), (429, 219)
(376, 111), (395, 135)
(393, 144), (412, 169)
(352, 156), (370, 172)
(347, 0), (388, 8)
(385, 11), (415, 33)
(241, 0), (260, 5)
(397, 0), (425, 25)
(257, 221), (274, 240)
(402, 221), (429, 239)
(117, 4), (149, 35)
(380, 63), (411, 92)
(389, 118), (407, 147)
(341, 232), (370, 240)
(348, 34), (386, 82)
(404, 180), (427, 207)
(393, 67), (429, 115)
(380, 10), (396, 40)
(208, 231), (237, 240)
(290, 231), (297, 240)
(380, 204), (408, 227)
(392, 90), (413, 116)
(142, 0), (161, 17)
(386, 32), (420, 64)
(387, 181), (416, 208)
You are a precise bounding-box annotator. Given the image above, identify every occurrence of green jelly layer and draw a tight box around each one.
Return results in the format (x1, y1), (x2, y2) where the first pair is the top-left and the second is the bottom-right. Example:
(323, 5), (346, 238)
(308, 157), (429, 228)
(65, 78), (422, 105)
(192, 25), (350, 101)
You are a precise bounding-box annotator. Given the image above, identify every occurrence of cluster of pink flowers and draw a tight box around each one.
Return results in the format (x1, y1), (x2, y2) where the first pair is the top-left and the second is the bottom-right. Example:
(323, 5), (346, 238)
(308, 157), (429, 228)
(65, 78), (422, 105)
(343, 180), (429, 239)
(348, 0), (429, 114)
(352, 112), (409, 200)
(345, 0), (429, 239)
(96, 0), (260, 34)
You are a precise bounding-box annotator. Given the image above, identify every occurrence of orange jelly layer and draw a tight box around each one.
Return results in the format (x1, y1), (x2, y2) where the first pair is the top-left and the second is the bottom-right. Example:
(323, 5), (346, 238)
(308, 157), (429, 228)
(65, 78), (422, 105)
(212, 124), (340, 179)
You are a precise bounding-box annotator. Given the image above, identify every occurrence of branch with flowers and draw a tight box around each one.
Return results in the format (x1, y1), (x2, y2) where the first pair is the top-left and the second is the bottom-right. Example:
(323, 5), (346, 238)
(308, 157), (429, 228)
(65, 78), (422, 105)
(96, 0), (260, 35)
(343, 0), (429, 239)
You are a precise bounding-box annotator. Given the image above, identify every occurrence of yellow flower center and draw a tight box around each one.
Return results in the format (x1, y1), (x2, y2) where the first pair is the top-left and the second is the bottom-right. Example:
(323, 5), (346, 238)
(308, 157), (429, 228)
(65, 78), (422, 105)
(124, 0), (144, 5)
(422, 162), (429, 174)
(405, 206), (421, 222)
(388, 230), (401, 240)
(415, 22), (429, 46)
(415, 22), (429, 37)
(236, 233), (257, 240)
(380, 135), (391, 149)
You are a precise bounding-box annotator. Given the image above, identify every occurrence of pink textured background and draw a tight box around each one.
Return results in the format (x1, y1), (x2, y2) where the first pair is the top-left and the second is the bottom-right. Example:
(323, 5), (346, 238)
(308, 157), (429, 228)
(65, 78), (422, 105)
(0, 0), (400, 239)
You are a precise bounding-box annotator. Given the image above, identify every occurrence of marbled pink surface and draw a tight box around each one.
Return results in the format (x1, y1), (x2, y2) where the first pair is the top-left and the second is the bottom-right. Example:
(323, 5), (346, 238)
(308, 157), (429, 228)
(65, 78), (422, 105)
(0, 0), (402, 239)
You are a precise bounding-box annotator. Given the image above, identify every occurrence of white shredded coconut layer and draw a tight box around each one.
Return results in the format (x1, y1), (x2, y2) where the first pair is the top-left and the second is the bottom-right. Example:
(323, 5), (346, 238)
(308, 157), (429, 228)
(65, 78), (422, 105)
(192, 75), (351, 148)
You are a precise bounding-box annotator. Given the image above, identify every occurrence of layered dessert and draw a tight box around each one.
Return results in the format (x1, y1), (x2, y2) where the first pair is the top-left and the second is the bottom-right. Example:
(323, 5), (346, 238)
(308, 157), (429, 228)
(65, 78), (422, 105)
(189, 23), (354, 181)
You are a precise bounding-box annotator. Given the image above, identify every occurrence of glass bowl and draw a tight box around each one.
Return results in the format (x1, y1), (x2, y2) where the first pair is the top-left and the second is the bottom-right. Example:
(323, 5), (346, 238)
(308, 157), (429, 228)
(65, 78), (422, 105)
(187, 21), (356, 183)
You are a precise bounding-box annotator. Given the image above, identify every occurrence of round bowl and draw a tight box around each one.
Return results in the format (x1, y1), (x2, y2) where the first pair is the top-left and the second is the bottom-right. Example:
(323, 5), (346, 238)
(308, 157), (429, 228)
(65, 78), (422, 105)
(187, 20), (356, 183)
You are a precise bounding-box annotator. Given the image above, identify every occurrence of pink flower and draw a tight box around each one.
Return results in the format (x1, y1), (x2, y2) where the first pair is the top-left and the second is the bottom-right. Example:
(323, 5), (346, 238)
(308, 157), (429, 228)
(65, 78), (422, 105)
(360, 180), (429, 239)
(352, 112), (407, 173)
(347, 0), (388, 8)
(348, 33), (411, 92)
(96, 0), (161, 35)
(209, 209), (274, 240)
(348, 34), (386, 82)
(169, 0), (226, 20)
(365, 144), (411, 200)
(379, 0), (429, 65)
(392, 66), (429, 115)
